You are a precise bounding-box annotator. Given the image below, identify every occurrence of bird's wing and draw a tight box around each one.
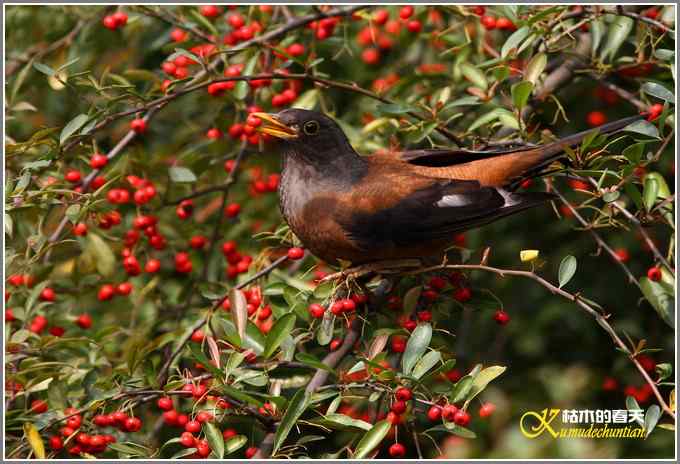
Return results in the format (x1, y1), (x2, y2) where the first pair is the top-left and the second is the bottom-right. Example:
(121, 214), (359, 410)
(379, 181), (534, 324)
(338, 175), (554, 250)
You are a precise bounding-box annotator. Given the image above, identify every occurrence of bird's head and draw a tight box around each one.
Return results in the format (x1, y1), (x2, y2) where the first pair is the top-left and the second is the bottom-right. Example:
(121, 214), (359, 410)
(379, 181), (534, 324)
(251, 109), (358, 165)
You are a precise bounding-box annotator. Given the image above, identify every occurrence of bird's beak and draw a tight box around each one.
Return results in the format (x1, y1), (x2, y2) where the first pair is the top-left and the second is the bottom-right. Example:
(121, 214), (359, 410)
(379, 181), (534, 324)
(251, 112), (298, 139)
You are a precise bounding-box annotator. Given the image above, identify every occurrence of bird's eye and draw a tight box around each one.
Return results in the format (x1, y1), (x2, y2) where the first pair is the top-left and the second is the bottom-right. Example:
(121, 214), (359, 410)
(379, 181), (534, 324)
(303, 121), (319, 135)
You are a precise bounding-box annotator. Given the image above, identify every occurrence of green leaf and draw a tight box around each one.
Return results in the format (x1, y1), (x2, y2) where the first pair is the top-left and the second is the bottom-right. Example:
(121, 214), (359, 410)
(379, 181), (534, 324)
(234, 54), (258, 100)
(644, 405), (661, 437)
(204, 422), (225, 458)
(59, 113), (89, 145)
(623, 120), (660, 139)
(511, 81), (533, 110)
(376, 103), (418, 115)
(463, 365), (506, 407)
(295, 352), (333, 372)
(263, 314), (296, 358)
(402, 323), (432, 375)
(642, 176), (659, 211)
(524, 53), (547, 85)
(354, 420), (391, 459)
(169, 166), (197, 183)
(501, 26), (530, 58)
(655, 363), (673, 381)
(639, 277), (674, 328)
(219, 384), (263, 407)
(468, 108), (517, 132)
(622, 142), (644, 163)
(313, 413), (372, 431)
(590, 18), (605, 54)
(600, 16), (634, 61)
(642, 82), (675, 103)
(33, 62), (55, 76)
(224, 435), (247, 455)
(65, 204), (81, 223)
(402, 286), (422, 313)
(442, 421), (478, 438)
(451, 364), (482, 402)
(87, 233), (116, 277)
(558, 255), (577, 288)
(460, 63), (487, 90)
(316, 311), (334, 346)
(272, 389), (310, 455)
(411, 350), (442, 380)
(293, 88), (319, 110)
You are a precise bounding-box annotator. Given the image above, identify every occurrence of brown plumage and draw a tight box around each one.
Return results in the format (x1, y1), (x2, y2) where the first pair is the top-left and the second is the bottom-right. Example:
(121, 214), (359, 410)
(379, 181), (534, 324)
(253, 109), (642, 265)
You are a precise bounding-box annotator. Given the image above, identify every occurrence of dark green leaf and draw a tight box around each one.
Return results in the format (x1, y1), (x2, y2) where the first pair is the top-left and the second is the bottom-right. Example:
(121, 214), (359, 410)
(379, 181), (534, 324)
(639, 277), (674, 328)
(272, 389), (310, 455)
(402, 323), (432, 375)
(558, 255), (577, 288)
(644, 405), (661, 437)
(511, 81), (533, 110)
(59, 113), (89, 145)
(501, 26), (530, 58)
(642, 82), (675, 103)
(263, 314), (296, 358)
(623, 120), (660, 139)
(204, 422), (224, 458)
(354, 420), (391, 458)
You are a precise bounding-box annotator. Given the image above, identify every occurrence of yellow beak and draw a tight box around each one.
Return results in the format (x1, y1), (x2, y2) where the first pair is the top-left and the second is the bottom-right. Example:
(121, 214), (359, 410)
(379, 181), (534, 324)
(251, 112), (298, 139)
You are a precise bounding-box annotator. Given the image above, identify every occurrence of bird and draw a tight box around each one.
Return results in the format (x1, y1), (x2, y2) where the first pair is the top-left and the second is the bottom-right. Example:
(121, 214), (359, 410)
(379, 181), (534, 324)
(252, 109), (643, 265)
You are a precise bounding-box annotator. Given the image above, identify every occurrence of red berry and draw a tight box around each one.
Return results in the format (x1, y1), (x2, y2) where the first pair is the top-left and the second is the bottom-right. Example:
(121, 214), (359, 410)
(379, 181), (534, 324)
(287, 247), (304, 260)
(224, 203), (241, 217)
(196, 439), (211, 457)
(406, 20), (422, 33)
(222, 428), (237, 439)
(647, 266), (662, 281)
(200, 5), (220, 18)
(361, 48), (380, 65)
(329, 339), (342, 351)
(442, 404), (458, 421)
(245, 446), (258, 459)
(90, 153), (108, 169)
(586, 111), (607, 127)
(73, 223), (88, 236)
(453, 287), (472, 302)
(49, 435), (64, 450)
(191, 330), (205, 343)
(98, 284), (115, 301)
(389, 443), (406, 458)
(227, 14), (245, 29)
(399, 6), (414, 19)
(602, 376), (619, 391)
(373, 9), (389, 25)
(145, 259), (161, 273)
(40, 287), (56, 302)
(112, 11), (128, 27)
(65, 170), (82, 183)
(116, 282), (132, 296)
(453, 410), (471, 426)
(496, 17), (515, 30)
(287, 43), (305, 57)
(49, 326), (65, 337)
(395, 387), (412, 402)
(427, 405), (442, 421)
(162, 409), (179, 425)
(76, 314), (92, 329)
(493, 309), (510, 325)
(386, 411), (401, 425)
(189, 235), (208, 249)
(180, 431), (195, 447)
(647, 103), (664, 121)
(130, 118), (147, 134)
(31, 399), (48, 414)
(391, 335), (406, 353)
(156, 397), (173, 411)
(309, 303), (325, 319)
(170, 28), (187, 42)
(479, 402), (496, 418)
(206, 128), (223, 139)
(185, 420), (201, 433)
(124, 417), (142, 432)
(102, 15), (118, 30)
(481, 16), (497, 30)
(390, 400), (407, 414)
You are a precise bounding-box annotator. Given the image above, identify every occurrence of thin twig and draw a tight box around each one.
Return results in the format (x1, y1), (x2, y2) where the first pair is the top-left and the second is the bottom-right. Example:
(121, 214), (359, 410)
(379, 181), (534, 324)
(614, 6), (675, 35)
(135, 5), (216, 43)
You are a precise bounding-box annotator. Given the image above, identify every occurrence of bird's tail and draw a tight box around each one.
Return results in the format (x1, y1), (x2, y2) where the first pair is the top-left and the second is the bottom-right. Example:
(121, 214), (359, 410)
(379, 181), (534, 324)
(530, 113), (644, 161)
(507, 113), (644, 188)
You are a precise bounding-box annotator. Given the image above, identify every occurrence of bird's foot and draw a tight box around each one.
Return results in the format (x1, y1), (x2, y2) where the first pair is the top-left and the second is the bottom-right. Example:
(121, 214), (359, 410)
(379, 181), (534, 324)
(322, 259), (423, 282)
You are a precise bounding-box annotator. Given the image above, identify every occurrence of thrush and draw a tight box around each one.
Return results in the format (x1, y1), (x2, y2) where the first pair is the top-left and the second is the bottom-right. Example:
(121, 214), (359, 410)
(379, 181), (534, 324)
(252, 109), (643, 265)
